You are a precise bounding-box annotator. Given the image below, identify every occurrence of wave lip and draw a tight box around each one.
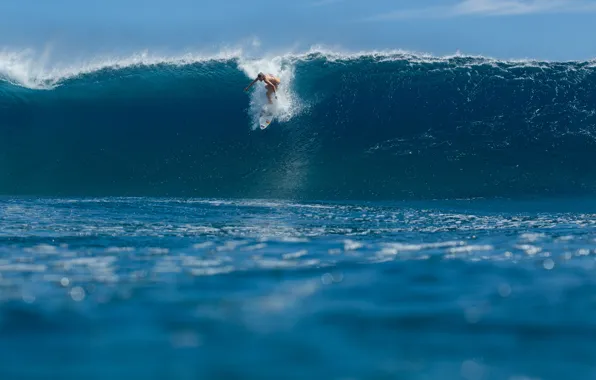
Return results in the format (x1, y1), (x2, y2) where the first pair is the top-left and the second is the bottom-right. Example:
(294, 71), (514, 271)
(0, 48), (245, 90)
(5, 46), (594, 90)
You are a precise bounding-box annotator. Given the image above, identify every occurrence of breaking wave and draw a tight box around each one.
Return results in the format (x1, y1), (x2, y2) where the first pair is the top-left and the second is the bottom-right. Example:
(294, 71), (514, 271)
(1, 48), (595, 200)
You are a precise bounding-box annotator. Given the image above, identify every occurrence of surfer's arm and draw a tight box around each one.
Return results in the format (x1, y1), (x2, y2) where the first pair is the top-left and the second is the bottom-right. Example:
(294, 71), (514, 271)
(244, 79), (257, 91)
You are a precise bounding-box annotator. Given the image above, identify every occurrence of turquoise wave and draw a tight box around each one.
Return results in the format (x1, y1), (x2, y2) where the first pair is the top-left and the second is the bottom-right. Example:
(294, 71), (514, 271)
(1, 52), (595, 199)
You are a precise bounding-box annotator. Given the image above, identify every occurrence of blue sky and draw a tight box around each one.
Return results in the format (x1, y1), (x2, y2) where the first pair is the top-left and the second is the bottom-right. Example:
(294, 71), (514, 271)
(0, 0), (595, 60)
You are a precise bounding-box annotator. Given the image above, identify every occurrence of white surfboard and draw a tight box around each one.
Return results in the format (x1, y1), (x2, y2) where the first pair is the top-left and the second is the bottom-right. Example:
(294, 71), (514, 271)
(259, 105), (275, 130)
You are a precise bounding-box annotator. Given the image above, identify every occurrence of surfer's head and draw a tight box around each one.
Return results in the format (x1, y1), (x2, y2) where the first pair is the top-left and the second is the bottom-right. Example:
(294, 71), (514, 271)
(257, 72), (265, 80)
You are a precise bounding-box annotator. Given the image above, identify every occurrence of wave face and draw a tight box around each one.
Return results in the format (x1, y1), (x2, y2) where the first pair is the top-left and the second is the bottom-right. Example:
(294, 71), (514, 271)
(1, 51), (595, 200)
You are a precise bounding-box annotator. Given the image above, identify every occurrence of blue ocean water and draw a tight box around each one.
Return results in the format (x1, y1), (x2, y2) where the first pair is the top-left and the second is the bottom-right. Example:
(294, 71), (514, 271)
(1, 197), (596, 379)
(1, 50), (596, 379)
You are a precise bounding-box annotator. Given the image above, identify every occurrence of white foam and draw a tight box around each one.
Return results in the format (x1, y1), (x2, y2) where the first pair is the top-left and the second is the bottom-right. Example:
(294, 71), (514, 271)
(24, 244), (59, 254)
(105, 247), (135, 253)
(343, 239), (364, 251)
(447, 245), (494, 254)
(192, 242), (215, 250)
(378, 241), (465, 255)
(516, 244), (542, 256)
(282, 250), (308, 260)
(148, 247), (169, 255)
(190, 266), (234, 276)
(0, 264), (47, 272)
(237, 54), (303, 129)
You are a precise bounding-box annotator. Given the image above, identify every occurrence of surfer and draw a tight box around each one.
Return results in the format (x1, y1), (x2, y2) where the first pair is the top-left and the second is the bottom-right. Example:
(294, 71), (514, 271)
(244, 72), (280, 104)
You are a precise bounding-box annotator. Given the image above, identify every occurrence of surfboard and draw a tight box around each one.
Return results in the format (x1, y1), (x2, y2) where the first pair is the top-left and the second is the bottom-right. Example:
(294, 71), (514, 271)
(259, 105), (275, 130)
